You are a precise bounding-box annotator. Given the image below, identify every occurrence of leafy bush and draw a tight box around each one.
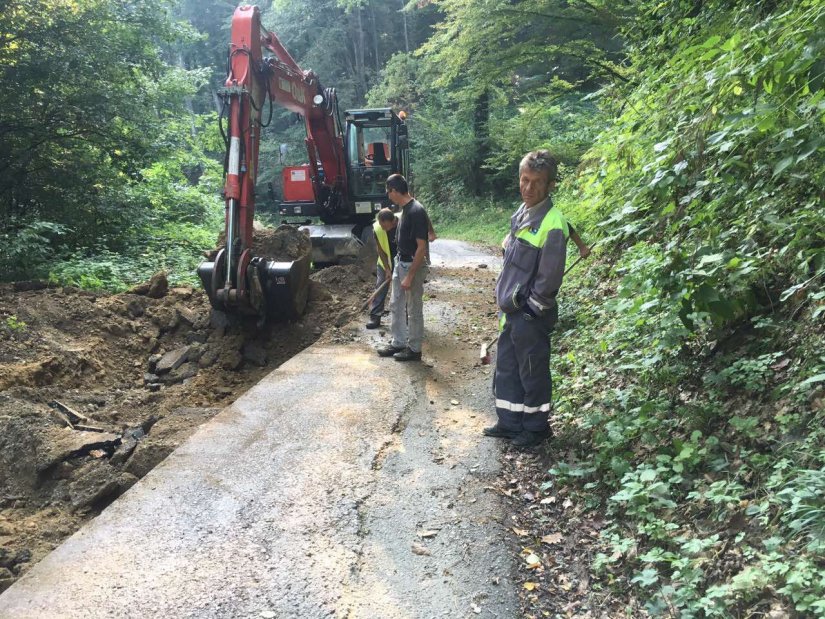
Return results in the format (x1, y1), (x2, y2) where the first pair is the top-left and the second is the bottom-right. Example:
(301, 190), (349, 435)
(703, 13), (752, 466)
(0, 220), (69, 282)
(546, 1), (825, 616)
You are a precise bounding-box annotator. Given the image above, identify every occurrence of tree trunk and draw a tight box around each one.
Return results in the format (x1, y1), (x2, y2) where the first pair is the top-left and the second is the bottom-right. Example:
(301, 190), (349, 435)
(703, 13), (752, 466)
(371, 5), (381, 73)
(179, 53), (197, 138)
(471, 89), (490, 195)
(351, 8), (367, 101)
(401, 0), (410, 53)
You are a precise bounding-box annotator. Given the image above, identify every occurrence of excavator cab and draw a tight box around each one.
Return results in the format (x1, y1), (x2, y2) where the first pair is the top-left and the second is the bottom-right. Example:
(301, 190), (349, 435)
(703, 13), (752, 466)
(345, 108), (409, 207)
(287, 108), (410, 264)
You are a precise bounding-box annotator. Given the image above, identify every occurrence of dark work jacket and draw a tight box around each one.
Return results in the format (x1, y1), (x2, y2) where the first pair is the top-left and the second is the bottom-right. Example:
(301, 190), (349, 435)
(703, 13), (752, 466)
(495, 197), (569, 315)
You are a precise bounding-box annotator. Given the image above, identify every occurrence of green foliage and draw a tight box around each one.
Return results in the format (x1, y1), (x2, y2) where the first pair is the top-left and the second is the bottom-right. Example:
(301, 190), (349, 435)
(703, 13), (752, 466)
(0, 0), (225, 288)
(427, 194), (511, 245)
(581, 1), (825, 333)
(366, 52), (427, 111)
(3, 315), (27, 332)
(367, 0), (621, 205)
(419, 0), (626, 94)
(540, 1), (825, 615)
(706, 352), (783, 394)
(485, 94), (606, 181)
(48, 215), (221, 291)
(0, 220), (69, 281)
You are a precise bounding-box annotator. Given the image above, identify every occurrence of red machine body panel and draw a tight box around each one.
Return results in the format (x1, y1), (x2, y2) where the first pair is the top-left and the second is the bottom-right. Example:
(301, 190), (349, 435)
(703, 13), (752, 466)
(282, 165), (315, 203)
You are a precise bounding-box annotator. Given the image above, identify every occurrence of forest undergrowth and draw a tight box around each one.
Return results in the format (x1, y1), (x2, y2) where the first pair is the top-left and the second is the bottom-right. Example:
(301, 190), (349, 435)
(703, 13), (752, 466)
(505, 3), (823, 616)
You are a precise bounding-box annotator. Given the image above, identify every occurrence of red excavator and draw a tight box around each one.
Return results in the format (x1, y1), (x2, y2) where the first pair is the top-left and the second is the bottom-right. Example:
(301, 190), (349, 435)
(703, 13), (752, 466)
(198, 5), (410, 320)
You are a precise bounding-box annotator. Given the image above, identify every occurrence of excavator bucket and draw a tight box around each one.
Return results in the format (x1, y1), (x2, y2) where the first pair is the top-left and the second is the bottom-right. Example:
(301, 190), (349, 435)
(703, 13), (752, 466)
(258, 254), (311, 320)
(197, 252), (310, 322)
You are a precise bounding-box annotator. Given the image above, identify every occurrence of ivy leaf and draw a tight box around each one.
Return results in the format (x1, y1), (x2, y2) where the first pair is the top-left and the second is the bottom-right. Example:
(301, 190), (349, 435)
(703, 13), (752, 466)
(798, 373), (825, 388)
(640, 469), (657, 482)
(631, 567), (659, 587)
(773, 155), (794, 176)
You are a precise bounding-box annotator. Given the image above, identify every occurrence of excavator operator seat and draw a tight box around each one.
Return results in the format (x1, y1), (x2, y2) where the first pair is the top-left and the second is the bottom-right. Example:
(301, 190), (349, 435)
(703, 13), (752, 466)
(368, 142), (390, 166)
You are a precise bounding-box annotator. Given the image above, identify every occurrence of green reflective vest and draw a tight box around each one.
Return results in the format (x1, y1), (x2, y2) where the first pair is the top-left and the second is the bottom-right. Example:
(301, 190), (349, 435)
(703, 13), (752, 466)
(373, 219), (391, 267)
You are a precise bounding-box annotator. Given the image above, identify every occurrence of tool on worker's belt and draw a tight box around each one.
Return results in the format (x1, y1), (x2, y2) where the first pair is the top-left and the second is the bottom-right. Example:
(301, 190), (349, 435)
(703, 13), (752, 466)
(361, 278), (391, 312)
(480, 335), (499, 365)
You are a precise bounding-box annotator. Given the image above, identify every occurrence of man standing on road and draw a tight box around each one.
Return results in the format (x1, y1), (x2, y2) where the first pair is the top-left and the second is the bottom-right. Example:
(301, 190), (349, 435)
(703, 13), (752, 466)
(366, 208), (398, 329)
(484, 150), (569, 448)
(377, 174), (429, 362)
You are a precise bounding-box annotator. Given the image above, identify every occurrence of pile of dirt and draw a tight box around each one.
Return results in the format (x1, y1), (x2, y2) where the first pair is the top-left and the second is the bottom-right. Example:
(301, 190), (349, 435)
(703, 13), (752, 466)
(253, 225), (311, 261)
(208, 224), (311, 262)
(0, 249), (374, 592)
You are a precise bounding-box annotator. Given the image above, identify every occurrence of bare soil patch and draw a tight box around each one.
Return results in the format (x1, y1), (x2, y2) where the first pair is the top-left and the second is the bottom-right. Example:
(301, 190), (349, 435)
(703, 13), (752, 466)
(0, 226), (373, 592)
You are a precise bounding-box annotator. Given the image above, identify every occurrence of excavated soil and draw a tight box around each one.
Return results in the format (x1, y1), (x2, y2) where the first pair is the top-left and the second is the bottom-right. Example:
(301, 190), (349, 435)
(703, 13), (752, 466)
(0, 226), (373, 592)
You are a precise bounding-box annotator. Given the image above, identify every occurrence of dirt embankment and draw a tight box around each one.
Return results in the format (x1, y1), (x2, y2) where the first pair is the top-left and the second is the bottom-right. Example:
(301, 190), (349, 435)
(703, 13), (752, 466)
(0, 226), (373, 592)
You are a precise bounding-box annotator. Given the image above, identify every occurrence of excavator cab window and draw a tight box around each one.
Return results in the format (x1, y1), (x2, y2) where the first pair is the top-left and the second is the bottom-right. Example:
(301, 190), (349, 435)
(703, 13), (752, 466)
(347, 124), (391, 167)
(347, 121), (391, 198)
(345, 109), (409, 203)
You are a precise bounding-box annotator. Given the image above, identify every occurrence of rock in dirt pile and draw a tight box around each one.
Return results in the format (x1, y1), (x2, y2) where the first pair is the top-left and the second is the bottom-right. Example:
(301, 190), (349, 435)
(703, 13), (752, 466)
(0, 225), (373, 593)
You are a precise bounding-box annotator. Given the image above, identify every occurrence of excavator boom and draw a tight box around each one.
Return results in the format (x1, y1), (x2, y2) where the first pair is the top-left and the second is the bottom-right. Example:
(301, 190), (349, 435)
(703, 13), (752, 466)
(199, 4), (346, 320)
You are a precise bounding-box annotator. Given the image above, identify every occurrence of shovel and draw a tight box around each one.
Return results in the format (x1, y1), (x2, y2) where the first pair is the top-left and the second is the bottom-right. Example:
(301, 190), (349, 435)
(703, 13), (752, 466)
(361, 278), (391, 312)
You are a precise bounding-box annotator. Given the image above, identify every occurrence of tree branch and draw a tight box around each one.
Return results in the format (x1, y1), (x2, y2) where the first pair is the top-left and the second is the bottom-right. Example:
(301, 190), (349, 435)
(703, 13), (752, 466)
(491, 7), (599, 23)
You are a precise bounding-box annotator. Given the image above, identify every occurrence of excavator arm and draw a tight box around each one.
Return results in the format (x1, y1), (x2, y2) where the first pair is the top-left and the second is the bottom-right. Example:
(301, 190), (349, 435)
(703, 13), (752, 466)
(200, 4), (349, 320)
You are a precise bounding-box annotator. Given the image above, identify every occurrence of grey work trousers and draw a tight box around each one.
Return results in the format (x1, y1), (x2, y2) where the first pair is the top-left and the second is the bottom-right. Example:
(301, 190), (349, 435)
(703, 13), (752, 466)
(493, 307), (557, 432)
(369, 262), (392, 318)
(390, 259), (428, 353)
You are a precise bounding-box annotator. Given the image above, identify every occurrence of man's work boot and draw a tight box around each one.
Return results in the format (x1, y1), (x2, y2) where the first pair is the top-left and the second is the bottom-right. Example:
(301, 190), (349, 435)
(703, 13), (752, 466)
(393, 347), (422, 362)
(512, 428), (552, 449)
(366, 315), (381, 329)
(482, 424), (520, 439)
(377, 344), (405, 357)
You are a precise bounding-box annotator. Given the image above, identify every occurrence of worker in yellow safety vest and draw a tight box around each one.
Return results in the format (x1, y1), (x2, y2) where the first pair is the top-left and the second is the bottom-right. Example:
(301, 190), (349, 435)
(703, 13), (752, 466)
(366, 208), (398, 329)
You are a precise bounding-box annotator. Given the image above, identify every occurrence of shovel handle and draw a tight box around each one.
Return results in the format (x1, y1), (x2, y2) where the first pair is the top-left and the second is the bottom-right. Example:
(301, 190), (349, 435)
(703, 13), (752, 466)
(361, 278), (391, 312)
(564, 242), (597, 276)
(479, 334), (499, 361)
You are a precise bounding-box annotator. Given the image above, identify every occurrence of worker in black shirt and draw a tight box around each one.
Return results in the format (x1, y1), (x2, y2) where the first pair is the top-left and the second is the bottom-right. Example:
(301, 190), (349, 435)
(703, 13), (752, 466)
(377, 174), (430, 362)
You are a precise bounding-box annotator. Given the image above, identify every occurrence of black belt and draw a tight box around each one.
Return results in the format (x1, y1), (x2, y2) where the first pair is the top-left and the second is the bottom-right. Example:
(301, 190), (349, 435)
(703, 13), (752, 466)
(398, 253), (414, 262)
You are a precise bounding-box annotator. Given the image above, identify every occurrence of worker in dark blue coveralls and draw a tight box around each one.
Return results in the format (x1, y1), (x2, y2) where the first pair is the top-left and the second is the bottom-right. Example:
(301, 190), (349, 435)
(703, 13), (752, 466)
(484, 150), (569, 449)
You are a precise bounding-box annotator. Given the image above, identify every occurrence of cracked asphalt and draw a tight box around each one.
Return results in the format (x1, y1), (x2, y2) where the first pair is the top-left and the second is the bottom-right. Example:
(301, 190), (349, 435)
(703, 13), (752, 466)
(0, 240), (516, 618)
